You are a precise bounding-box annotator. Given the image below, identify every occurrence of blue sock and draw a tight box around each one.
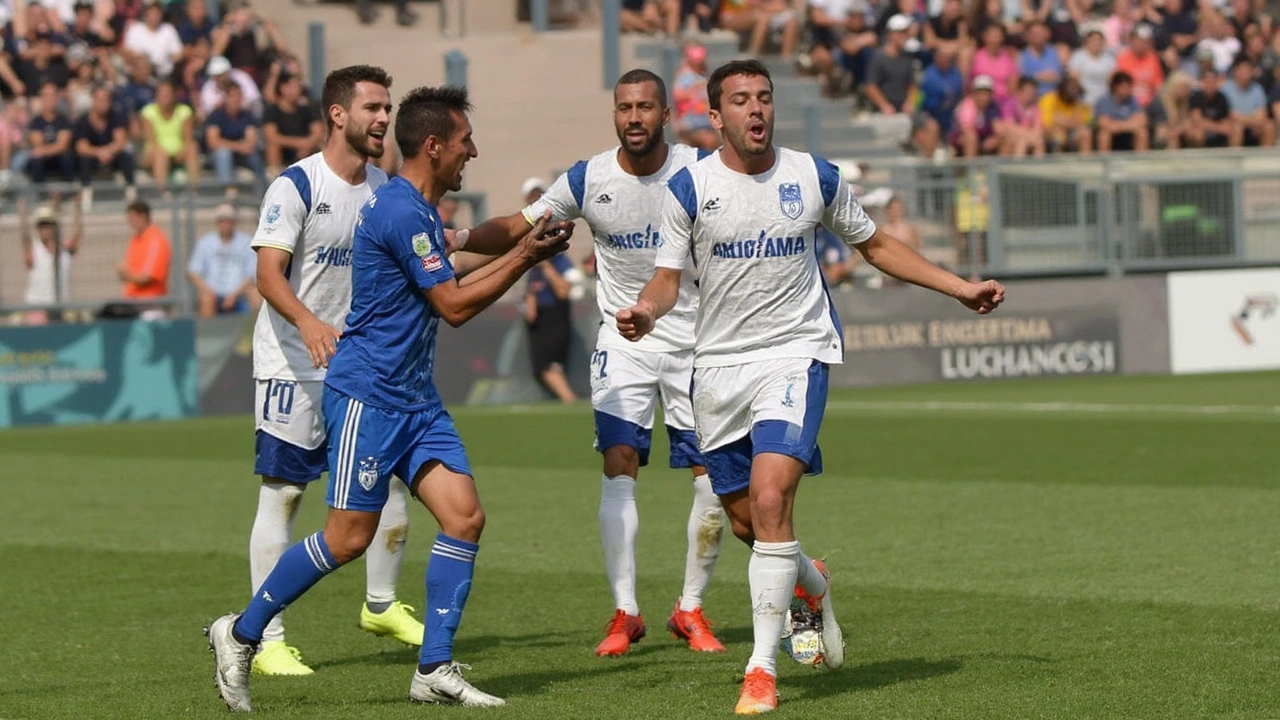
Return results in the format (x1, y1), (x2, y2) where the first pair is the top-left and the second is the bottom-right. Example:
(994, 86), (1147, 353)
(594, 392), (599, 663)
(233, 531), (339, 645)
(418, 533), (478, 672)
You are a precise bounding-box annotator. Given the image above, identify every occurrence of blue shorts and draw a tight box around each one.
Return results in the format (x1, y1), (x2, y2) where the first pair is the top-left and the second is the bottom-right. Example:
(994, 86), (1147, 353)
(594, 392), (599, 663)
(322, 387), (473, 512)
(254, 431), (328, 483)
(694, 359), (828, 497)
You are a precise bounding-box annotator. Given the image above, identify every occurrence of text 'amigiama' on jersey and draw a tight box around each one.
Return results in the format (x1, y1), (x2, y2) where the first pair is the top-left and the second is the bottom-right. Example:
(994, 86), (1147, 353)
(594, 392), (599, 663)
(606, 224), (663, 250)
(711, 233), (808, 260)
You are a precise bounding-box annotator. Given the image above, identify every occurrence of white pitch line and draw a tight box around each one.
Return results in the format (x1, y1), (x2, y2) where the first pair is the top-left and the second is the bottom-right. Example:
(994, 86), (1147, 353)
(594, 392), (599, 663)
(824, 400), (1280, 417)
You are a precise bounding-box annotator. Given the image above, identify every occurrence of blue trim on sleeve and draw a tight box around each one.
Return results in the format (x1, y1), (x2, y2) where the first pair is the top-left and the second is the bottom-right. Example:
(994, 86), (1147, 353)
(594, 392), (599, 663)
(567, 160), (588, 210)
(814, 156), (841, 208)
(667, 167), (698, 223)
(281, 165), (312, 215)
(696, 148), (714, 160)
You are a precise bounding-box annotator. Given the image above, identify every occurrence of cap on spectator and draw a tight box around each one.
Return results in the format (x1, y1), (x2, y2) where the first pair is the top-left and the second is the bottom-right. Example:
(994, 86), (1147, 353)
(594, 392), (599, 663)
(1196, 46), (1214, 60)
(684, 43), (707, 64)
(1133, 23), (1154, 40)
(73, 0), (94, 10)
(207, 56), (232, 76)
(886, 14), (913, 32)
(33, 206), (58, 227)
(521, 177), (548, 197)
(1083, 23), (1104, 38)
(215, 203), (237, 221)
(972, 74), (995, 91)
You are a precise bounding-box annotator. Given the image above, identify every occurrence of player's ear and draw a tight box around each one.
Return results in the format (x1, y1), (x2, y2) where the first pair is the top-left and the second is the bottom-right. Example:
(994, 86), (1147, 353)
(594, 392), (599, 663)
(709, 109), (723, 132)
(327, 103), (345, 130)
(423, 134), (440, 160)
(662, 104), (670, 127)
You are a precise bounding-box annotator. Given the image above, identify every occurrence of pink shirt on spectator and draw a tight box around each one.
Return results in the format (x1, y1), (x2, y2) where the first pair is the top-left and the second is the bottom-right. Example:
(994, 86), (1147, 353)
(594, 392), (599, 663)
(199, 70), (264, 117)
(971, 49), (1017, 103)
(1001, 96), (1041, 128)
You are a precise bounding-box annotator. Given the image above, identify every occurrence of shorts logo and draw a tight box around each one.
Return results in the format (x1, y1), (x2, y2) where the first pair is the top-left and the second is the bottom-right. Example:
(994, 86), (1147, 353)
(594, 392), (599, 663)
(779, 183), (803, 220)
(422, 254), (443, 272)
(412, 232), (433, 257)
(357, 457), (379, 492)
(781, 375), (800, 408)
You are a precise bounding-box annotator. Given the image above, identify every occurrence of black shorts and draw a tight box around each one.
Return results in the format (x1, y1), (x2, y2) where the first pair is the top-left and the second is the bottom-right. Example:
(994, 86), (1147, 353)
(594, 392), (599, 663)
(528, 302), (572, 374)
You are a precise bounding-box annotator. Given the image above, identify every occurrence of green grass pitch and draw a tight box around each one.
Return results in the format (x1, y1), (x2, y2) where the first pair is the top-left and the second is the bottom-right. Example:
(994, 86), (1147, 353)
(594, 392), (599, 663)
(1, 372), (1278, 719)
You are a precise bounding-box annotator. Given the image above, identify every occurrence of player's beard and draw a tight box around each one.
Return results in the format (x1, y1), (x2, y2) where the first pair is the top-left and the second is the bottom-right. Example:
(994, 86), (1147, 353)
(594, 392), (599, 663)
(345, 122), (385, 160)
(618, 124), (663, 158)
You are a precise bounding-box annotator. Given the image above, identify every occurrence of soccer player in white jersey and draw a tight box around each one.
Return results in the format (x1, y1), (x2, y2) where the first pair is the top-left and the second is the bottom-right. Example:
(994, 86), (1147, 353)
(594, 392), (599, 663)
(618, 59), (1005, 714)
(247, 65), (423, 676)
(464, 69), (728, 656)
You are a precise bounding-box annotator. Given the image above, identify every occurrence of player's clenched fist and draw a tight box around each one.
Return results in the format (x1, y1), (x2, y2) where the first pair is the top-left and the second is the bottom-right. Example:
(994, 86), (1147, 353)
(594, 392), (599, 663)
(297, 315), (341, 368)
(616, 301), (655, 342)
(957, 279), (1006, 315)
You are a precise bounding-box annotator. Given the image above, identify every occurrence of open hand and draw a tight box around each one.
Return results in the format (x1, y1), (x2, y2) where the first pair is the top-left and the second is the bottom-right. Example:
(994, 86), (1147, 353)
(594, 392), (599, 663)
(519, 211), (571, 263)
(957, 279), (1005, 314)
(298, 315), (341, 368)
(616, 302), (655, 342)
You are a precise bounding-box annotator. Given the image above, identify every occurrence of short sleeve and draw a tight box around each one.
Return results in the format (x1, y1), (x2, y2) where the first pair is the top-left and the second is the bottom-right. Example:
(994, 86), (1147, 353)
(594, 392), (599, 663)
(386, 206), (455, 292)
(522, 161), (585, 225)
(252, 171), (309, 253)
(816, 158), (876, 245)
(655, 168), (697, 270)
(187, 236), (210, 276)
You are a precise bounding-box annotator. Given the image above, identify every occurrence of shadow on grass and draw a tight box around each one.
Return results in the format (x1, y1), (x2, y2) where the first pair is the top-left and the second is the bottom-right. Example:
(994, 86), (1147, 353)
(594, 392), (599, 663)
(781, 657), (964, 700)
(308, 630), (584, 671)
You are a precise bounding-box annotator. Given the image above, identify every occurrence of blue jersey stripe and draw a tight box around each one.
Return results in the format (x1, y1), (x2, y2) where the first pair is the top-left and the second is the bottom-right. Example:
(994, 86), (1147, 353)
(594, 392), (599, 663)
(667, 167), (698, 223)
(813, 155), (841, 208)
(281, 165), (312, 215)
(567, 160), (588, 210)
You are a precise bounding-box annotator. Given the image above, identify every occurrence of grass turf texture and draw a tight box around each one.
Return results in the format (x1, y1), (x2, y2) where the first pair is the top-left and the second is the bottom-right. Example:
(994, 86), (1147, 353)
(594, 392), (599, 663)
(1, 372), (1277, 719)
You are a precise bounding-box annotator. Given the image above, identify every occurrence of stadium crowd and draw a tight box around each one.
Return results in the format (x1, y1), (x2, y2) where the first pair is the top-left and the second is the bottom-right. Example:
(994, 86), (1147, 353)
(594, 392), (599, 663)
(0, 0), (325, 202)
(634, 0), (1280, 158)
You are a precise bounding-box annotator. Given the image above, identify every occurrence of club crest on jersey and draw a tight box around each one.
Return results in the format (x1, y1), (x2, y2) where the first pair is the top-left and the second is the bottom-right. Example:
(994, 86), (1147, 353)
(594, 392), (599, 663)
(412, 232), (433, 257)
(264, 203), (282, 225)
(357, 457), (378, 491)
(779, 183), (803, 219)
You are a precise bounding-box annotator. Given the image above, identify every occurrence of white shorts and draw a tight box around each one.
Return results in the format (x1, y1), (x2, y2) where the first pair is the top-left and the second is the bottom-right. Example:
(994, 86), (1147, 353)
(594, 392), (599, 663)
(253, 379), (328, 483)
(691, 357), (829, 495)
(590, 343), (702, 468)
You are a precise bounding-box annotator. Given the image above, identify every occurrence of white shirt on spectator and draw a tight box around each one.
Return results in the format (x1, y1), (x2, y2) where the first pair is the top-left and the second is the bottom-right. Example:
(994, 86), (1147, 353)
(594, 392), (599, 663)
(188, 229), (256, 297)
(25, 240), (72, 305)
(1198, 36), (1241, 74)
(124, 22), (184, 78)
(199, 70), (264, 117)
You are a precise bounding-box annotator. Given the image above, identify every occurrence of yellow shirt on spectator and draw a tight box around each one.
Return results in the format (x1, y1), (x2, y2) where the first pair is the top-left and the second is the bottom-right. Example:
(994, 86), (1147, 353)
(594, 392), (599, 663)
(1037, 92), (1091, 129)
(140, 102), (194, 157)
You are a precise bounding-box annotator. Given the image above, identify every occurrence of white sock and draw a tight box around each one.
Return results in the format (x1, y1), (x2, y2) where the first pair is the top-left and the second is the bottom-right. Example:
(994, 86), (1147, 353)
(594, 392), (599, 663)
(599, 475), (640, 616)
(365, 481), (409, 606)
(745, 540), (801, 676)
(249, 481), (305, 643)
(795, 551), (828, 599)
(679, 474), (724, 612)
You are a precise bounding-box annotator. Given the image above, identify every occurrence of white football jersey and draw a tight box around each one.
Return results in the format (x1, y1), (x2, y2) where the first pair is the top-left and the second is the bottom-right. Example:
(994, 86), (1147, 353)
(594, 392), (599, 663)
(251, 153), (389, 381)
(524, 144), (707, 353)
(655, 147), (877, 368)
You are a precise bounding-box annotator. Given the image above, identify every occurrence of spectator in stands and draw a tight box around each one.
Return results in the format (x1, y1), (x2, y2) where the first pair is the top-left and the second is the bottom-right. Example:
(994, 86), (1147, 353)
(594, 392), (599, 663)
(140, 79), (199, 193)
(1069, 26), (1114, 108)
(814, 225), (857, 286)
(926, 0), (968, 64)
(1115, 24), (1163, 108)
(719, 0), (799, 57)
(805, 0), (878, 98)
(1237, 28), (1278, 93)
(1223, 57), (1274, 146)
(1198, 12), (1241, 75)
(672, 41), (718, 151)
(212, 0), (290, 79)
(1150, 71), (1194, 149)
(1226, 0), (1266, 40)
(951, 74), (1004, 157)
(176, 0), (215, 47)
(1158, 0), (1198, 74)
(966, 0), (1008, 53)
(65, 47), (98, 117)
(620, 0), (664, 33)
(21, 198), (82, 320)
(919, 46), (964, 140)
(75, 84), (136, 202)
(177, 37), (211, 105)
(187, 203), (259, 317)
(1039, 76), (1092, 153)
(1095, 71), (1149, 152)
(263, 72), (321, 177)
(1000, 76), (1047, 156)
(880, 193), (921, 251)
(199, 55), (261, 119)
(0, 98), (25, 184)
(1270, 62), (1280, 119)
(26, 82), (75, 183)
(204, 82), (264, 186)
(119, 56), (157, 119)
(355, 0), (418, 26)
(1019, 21), (1063, 99)
(67, 0), (114, 48)
(1188, 68), (1237, 147)
(122, 0), (182, 79)
(1030, 0), (1087, 63)
(867, 14), (917, 115)
(118, 199), (171, 303)
(666, 0), (714, 36)
(18, 32), (70, 95)
(971, 23), (1018, 104)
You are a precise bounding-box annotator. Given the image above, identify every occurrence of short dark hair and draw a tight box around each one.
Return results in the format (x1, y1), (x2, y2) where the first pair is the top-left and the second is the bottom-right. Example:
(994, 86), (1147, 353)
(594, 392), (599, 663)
(127, 200), (151, 219)
(1110, 71), (1134, 90)
(395, 85), (472, 160)
(707, 59), (772, 112)
(321, 64), (392, 130)
(615, 68), (667, 107)
(1231, 56), (1254, 72)
(1016, 75), (1037, 89)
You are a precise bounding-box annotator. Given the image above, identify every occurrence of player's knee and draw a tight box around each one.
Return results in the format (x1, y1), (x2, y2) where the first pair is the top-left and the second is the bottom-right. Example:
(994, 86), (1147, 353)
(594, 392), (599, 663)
(602, 445), (640, 478)
(323, 528), (375, 565)
(727, 513), (755, 545)
(750, 488), (788, 527)
(444, 507), (486, 544)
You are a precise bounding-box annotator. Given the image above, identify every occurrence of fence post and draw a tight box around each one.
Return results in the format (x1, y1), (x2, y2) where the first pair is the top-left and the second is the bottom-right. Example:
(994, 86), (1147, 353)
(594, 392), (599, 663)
(803, 103), (820, 155)
(445, 50), (469, 88)
(1231, 177), (1245, 262)
(601, 0), (620, 90)
(531, 0), (549, 32)
(308, 22), (325, 89)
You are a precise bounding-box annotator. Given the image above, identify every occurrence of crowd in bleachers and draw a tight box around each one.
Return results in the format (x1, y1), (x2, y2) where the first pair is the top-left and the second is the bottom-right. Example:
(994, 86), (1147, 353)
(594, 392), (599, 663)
(0, 0), (324, 203)
(626, 0), (1280, 158)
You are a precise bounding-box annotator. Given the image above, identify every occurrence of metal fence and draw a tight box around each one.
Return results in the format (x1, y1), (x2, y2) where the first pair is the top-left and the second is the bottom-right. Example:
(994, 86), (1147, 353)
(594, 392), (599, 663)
(865, 149), (1280, 280)
(0, 185), (489, 325)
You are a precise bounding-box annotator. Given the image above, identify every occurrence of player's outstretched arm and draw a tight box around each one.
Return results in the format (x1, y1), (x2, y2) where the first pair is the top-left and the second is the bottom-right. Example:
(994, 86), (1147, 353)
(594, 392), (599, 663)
(256, 247), (342, 368)
(616, 267), (682, 342)
(427, 212), (569, 327)
(458, 212), (576, 256)
(854, 229), (1006, 314)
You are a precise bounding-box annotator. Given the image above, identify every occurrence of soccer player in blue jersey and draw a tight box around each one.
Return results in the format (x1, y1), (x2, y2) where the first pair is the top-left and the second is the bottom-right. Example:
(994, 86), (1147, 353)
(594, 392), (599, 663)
(206, 85), (573, 712)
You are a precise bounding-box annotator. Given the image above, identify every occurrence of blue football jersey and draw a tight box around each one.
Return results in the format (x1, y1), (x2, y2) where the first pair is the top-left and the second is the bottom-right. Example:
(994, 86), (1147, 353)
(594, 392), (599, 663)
(324, 176), (455, 411)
